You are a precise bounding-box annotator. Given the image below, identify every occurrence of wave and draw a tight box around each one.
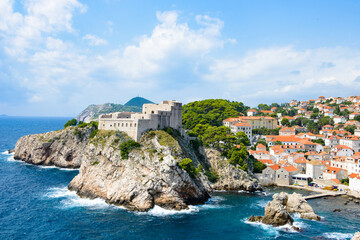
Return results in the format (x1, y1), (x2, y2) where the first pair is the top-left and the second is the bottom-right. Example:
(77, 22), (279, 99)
(1, 150), (14, 155)
(6, 156), (17, 162)
(322, 232), (354, 240)
(37, 165), (79, 171)
(252, 199), (268, 208)
(44, 187), (120, 210)
(137, 205), (200, 217)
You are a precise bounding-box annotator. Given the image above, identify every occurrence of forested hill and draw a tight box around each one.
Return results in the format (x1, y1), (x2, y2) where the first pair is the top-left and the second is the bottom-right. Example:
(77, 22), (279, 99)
(182, 99), (249, 130)
(124, 97), (153, 107)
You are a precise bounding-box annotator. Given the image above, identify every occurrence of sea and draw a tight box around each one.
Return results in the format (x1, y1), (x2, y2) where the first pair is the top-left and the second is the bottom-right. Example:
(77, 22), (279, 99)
(0, 116), (359, 240)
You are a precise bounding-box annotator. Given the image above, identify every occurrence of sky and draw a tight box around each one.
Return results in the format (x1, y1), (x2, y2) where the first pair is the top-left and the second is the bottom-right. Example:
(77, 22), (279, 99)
(1, 0), (360, 116)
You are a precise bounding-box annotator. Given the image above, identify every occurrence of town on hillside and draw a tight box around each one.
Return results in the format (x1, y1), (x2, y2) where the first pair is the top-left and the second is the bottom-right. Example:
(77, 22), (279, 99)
(223, 95), (360, 192)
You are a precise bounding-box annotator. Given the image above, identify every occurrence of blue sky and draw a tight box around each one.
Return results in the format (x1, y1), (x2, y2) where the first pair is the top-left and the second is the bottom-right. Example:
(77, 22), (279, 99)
(1, 0), (360, 116)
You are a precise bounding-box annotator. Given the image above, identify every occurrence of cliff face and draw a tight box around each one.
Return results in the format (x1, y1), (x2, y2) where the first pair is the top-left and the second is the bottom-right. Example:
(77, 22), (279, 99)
(203, 148), (261, 192)
(14, 127), (261, 211)
(68, 131), (210, 211)
(14, 126), (94, 168)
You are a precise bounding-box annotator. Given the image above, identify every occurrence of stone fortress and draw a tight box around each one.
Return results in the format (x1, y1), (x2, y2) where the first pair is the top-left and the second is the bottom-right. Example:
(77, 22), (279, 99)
(98, 100), (183, 141)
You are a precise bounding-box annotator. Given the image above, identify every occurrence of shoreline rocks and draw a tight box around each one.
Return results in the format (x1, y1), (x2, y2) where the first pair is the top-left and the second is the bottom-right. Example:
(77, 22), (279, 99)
(248, 192), (320, 229)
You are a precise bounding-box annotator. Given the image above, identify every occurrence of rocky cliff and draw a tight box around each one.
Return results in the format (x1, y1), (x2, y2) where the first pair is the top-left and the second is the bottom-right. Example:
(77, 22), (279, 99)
(14, 126), (95, 168)
(14, 127), (261, 211)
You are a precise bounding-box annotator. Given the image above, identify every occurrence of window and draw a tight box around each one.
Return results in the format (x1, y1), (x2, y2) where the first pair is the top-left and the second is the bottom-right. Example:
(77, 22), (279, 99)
(278, 175), (280, 178)
(130, 123), (132, 127)
(126, 123), (128, 127)
(122, 123), (124, 127)
(134, 123), (136, 127)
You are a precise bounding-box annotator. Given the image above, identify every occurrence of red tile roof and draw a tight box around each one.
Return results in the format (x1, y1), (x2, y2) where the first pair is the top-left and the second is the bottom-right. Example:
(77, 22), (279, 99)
(282, 165), (298, 172)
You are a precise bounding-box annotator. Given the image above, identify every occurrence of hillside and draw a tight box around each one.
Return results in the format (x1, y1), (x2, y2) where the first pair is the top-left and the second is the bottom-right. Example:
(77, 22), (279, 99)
(76, 97), (153, 123)
(124, 97), (153, 107)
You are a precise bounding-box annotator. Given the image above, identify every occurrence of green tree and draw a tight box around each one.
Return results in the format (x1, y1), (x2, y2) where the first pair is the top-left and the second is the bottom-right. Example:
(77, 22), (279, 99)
(64, 119), (77, 128)
(235, 131), (250, 146)
(273, 140), (282, 145)
(345, 125), (357, 135)
(281, 118), (291, 126)
(201, 126), (236, 151)
(182, 99), (249, 130)
(311, 138), (325, 146)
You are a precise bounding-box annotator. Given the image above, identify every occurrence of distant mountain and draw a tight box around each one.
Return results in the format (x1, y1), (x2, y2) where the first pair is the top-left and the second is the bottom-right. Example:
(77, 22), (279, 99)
(0, 114), (8, 117)
(124, 97), (153, 107)
(76, 97), (153, 123)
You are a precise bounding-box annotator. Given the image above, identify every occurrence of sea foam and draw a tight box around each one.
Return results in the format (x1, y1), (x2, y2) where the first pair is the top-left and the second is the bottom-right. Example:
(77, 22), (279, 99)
(322, 232), (354, 240)
(45, 187), (118, 210)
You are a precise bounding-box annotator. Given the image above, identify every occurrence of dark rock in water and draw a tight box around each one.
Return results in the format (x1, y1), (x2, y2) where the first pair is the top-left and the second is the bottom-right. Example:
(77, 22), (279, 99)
(349, 198), (353, 201)
(344, 202), (348, 205)
(333, 209), (341, 212)
(354, 200), (360, 204)
(249, 192), (320, 228)
(8, 149), (15, 154)
(248, 215), (262, 222)
(291, 226), (301, 232)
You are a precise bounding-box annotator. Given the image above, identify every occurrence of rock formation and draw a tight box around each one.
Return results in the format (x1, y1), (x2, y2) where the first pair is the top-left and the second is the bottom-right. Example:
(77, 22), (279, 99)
(352, 232), (360, 240)
(248, 192), (320, 227)
(14, 126), (261, 211)
(204, 148), (261, 192)
(14, 126), (95, 168)
(69, 130), (210, 211)
(286, 193), (321, 220)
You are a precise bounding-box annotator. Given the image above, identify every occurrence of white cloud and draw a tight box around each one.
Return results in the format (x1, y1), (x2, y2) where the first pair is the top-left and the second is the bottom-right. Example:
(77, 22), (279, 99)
(100, 11), (225, 79)
(203, 46), (360, 105)
(83, 34), (108, 46)
(0, 0), (86, 56)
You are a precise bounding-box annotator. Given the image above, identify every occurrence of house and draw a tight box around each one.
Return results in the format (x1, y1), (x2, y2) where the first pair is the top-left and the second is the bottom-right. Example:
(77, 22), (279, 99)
(325, 135), (340, 148)
(339, 136), (360, 152)
(333, 115), (346, 124)
(230, 122), (253, 140)
(275, 165), (299, 185)
(279, 127), (296, 136)
(332, 145), (354, 157)
(260, 164), (281, 186)
(306, 160), (326, 179)
(258, 159), (274, 166)
(256, 144), (267, 151)
(349, 173), (360, 192)
(323, 167), (348, 181)
(249, 149), (271, 160)
(355, 128), (360, 137)
(247, 109), (257, 117)
(293, 157), (307, 173)
(349, 112), (360, 120)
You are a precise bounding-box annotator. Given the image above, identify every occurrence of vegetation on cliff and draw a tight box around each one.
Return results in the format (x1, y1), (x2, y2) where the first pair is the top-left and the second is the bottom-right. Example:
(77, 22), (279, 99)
(182, 99), (249, 130)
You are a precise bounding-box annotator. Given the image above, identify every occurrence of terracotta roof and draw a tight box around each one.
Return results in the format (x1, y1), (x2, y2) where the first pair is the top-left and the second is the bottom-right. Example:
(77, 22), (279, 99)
(349, 173), (359, 179)
(259, 159), (273, 165)
(234, 122), (251, 127)
(307, 160), (324, 165)
(257, 144), (266, 149)
(323, 167), (344, 174)
(295, 157), (307, 164)
(282, 165), (298, 172)
(269, 164), (281, 170)
(270, 135), (302, 142)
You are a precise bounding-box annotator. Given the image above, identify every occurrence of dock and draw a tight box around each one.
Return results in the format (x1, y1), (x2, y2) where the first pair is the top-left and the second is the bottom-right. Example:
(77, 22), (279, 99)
(304, 192), (346, 200)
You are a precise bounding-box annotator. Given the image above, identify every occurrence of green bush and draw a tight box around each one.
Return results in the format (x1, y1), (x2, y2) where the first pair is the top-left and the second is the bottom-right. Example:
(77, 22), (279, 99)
(178, 158), (199, 178)
(253, 160), (267, 173)
(89, 129), (98, 139)
(205, 169), (219, 183)
(119, 140), (141, 159)
(341, 178), (349, 186)
(64, 119), (77, 128)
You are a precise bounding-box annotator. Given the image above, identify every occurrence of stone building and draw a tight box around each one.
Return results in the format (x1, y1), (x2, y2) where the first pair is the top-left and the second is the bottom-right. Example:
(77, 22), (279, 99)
(98, 100), (182, 141)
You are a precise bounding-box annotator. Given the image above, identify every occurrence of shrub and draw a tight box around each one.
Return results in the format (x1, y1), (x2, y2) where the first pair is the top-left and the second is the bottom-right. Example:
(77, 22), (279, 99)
(89, 129), (98, 139)
(119, 140), (141, 159)
(178, 158), (199, 178)
(253, 160), (267, 173)
(205, 169), (218, 183)
(64, 119), (77, 128)
(341, 178), (349, 186)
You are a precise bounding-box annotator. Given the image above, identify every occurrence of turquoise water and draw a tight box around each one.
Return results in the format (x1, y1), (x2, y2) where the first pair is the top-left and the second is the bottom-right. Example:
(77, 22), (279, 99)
(0, 117), (359, 239)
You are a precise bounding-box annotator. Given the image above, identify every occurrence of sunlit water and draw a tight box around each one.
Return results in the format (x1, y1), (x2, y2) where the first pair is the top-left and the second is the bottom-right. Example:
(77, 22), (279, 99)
(0, 117), (359, 239)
